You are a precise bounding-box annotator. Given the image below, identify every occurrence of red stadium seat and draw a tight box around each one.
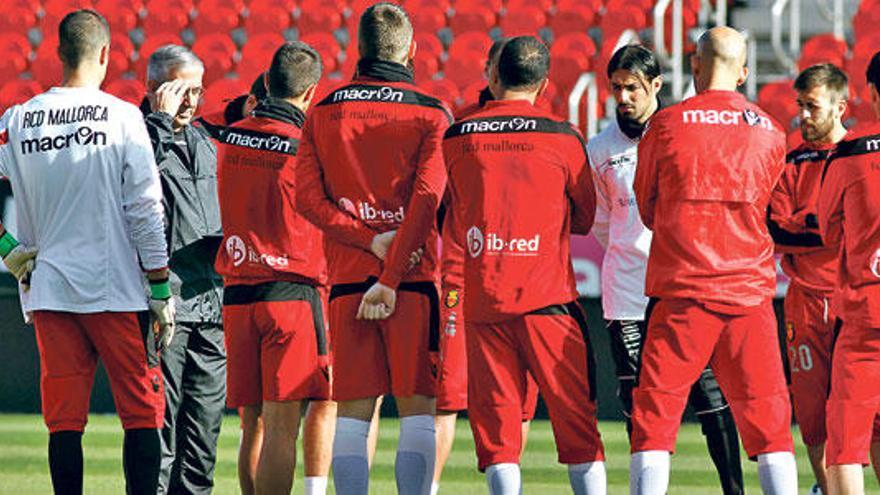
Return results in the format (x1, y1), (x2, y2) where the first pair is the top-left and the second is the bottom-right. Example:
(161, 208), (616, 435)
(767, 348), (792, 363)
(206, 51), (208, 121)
(300, 33), (341, 73)
(201, 76), (247, 116)
(801, 33), (847, 60)
(297, 0), (344, 33)
(414, 33), (443, 58)
(555, 0), (603, 15)
(0, 7), (38, 33)
(0, 79), (42, 110)
(605, 0), (653, 13)
(104, 78), (146, 105)
(197, 0), (245, 15)
(192, 33), (236, 84)
(413, 55), (440, 82)
(8, 0), (39, 14)
(505, 0), (553, 13)
(99, 6), (138, 35)
(106, 50), (131, 80)
(599, 5), (646, 42)
(421, 77), (460, 109)
(549, 33), (595, 93)
(244, 5), (292, 35)
(449, 5), (496, 36)
(142, 9), (190, 37)
(410, 6), (447, 35)
(111, 33), (135, 58)
(0, 34), (32, 60)
(138, 31), (184, 60)
(448, 31), (492, 62)
(238, 32), (285, 81)
(145, 0), (195, 16)
(191, 6), (241, 38)
(402, 0), (453, 13)
(663, 6), (697, 53)
(758, 80), (798, 130)
(798, 49), (845, 72)
(443, 52), (485, 90)
(459, 79), (487, 105)
(499, 7), (546, 37)
(31, 42), (63, 88)
(548, 6), (597, 37)
(94, 0), (145, 14)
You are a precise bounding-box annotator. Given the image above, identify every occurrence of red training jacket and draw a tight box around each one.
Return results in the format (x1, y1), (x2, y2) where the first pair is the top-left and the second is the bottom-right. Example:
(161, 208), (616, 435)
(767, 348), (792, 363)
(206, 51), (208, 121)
(296, 78), (452, 288)
(817, 122), (880, 327)
(444, 99), (596, 323)
(634, 90), (787, 308)
(768, 140), (842, 294)
(214, 99), (326, 286)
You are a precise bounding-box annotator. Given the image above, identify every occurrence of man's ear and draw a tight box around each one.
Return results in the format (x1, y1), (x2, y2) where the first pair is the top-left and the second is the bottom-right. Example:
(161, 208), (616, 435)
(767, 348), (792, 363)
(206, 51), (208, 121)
(536, 78), (549, 99)
(737, 65), (749, 87)
(303, 83), (318, 106)
(98, 44), (109, 67)
(652, 76), (663, 94)
(406, 39), (417, 64)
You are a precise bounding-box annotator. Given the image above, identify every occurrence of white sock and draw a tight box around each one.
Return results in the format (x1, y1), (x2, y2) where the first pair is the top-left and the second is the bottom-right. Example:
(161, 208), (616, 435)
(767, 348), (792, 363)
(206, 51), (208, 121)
(431, 481), (440, 495)
(332, 417), (370, 495)
(757, 452), (798, 495)
(568, 461), (607, 495)
(304, 476), (328, 495)
(486, 463), (521, 495)
(396, 415), (436, 495)
(629, 450), (670, 495)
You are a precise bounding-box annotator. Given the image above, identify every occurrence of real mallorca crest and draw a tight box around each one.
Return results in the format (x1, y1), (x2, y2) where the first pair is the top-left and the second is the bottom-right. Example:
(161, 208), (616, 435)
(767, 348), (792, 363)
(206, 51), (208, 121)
(786, 321), (795, 342)
(445, 289), (460, 308)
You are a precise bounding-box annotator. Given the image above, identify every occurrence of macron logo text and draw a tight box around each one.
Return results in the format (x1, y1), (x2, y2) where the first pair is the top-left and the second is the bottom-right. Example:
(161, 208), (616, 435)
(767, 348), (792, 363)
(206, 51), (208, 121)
(682, 109), (773, 130)
(459, 118), (537, 134)
(333, 86), (404, 103)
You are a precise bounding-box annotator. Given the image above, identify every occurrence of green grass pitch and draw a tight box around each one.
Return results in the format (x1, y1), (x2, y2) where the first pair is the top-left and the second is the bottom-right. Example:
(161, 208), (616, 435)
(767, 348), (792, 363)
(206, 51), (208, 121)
(1, 414), (878, 494)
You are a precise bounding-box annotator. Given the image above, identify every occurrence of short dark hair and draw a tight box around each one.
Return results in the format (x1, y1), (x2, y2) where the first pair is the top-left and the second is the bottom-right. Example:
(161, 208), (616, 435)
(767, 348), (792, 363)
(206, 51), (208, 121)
(250, 72), (268, 100)
(606, 44), (661, 81)
(794, 63), (849, 100)
(497, 36), (550, 91)
(358, 2), (413, 62)
(486, 38), (508, 68)
(57, 9), (110, 69)
(267, 41), (323, 99)
(868, 50), (880, 90)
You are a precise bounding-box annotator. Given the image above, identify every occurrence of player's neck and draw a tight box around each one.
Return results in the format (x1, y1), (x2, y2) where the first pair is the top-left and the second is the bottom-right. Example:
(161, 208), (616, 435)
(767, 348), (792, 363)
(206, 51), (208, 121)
(495, 90), (538, 105)
(813, 124), (848, 146)
(61, 68), (103, 89)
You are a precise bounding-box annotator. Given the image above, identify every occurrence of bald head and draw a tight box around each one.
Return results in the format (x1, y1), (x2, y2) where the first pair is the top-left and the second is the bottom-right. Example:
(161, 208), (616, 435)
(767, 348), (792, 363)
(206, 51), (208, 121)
(692, 27), (748, 92)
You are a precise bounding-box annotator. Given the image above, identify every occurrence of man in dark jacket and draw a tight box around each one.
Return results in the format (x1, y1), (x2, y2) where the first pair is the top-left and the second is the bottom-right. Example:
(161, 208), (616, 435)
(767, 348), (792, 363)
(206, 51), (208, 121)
(142, 44), (226, 495)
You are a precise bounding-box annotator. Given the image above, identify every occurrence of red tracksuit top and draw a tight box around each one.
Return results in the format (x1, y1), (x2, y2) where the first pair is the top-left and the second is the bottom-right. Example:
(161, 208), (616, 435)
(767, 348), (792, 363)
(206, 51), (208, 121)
(295, 74), (452, 288)
(214, 99), (327, 286)
(634, 90), (787, 309)
(818, 121), (880, 327)
(444, 99), (597, 323)
(768, 140), (842, 294)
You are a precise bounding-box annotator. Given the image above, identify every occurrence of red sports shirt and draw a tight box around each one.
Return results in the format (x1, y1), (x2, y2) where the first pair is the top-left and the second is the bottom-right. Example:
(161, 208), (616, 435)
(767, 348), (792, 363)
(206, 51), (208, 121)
(634, 90), (787, 308)
(818, 122), (880, 326)
(295, 77), (452, 288)
(768, 140), (842, 293)
(444, 99), (596, 323)
(214, 100), (326, 286)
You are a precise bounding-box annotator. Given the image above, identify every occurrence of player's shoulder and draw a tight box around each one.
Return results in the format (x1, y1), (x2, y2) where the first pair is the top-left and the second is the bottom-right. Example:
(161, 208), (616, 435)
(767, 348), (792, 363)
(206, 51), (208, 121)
(314, 79), (453, 123)
(822, 123), (880, 184)
(785, 141), (833, 166)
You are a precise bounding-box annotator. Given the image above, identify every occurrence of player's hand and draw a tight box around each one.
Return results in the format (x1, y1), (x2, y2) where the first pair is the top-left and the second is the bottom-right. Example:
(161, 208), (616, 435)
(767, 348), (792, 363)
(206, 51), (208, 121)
(370, 230), (397, 261)
(2, 245), (37, 291)
(149, 297), (176, 351)
(356, 282), (396, 320)
(152, 79), (188, 117)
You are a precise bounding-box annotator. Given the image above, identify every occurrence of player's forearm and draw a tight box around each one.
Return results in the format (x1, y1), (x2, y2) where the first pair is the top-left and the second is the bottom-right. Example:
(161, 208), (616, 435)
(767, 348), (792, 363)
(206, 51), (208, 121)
(379, 192), (441, 289)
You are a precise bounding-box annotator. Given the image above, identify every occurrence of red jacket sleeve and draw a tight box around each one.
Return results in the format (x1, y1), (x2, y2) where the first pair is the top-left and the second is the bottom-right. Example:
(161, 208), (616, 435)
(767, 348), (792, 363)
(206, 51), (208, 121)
(378, 113), (450, 289)
(568, 143), (597, 235)
(767, 166), (824, 254)
(817, 161), (845, 250)
(634, 115), (661, 230)
(295, 119), (377, 252)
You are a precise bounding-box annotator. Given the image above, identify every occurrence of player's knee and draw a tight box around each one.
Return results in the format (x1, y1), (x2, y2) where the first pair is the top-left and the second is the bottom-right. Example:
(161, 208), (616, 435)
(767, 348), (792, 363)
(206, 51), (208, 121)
(396, 395), (436, 417)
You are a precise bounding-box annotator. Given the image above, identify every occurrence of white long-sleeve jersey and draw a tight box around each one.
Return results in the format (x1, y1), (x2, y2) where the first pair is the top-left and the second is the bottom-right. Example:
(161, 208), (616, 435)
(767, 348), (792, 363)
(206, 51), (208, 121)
(0, 87), (168, 315)
(586, 118), (652, 321)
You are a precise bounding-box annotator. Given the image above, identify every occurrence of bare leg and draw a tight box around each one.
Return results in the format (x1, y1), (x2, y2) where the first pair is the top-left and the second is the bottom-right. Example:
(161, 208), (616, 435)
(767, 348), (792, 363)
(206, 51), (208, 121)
(238, 405), (263, 495)
(828, 464), (865, 495)
(520, 420), (531, 456)
(304, 400), (337, 477)
(367, 396), (383, 467)
(255, 400), (303, 495)
(433, 411), (458, 486)
(807, 443), (829, 494)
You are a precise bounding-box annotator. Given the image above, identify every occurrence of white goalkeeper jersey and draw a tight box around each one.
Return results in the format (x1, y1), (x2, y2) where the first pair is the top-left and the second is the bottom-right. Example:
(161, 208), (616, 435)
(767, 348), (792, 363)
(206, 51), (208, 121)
(0, 86), (168, 315)
(586, 118), (652, 321)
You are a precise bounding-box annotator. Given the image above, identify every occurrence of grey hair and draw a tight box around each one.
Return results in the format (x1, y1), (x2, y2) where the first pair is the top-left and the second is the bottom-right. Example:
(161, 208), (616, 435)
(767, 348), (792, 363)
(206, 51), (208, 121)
(146, 44), (204, 83)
